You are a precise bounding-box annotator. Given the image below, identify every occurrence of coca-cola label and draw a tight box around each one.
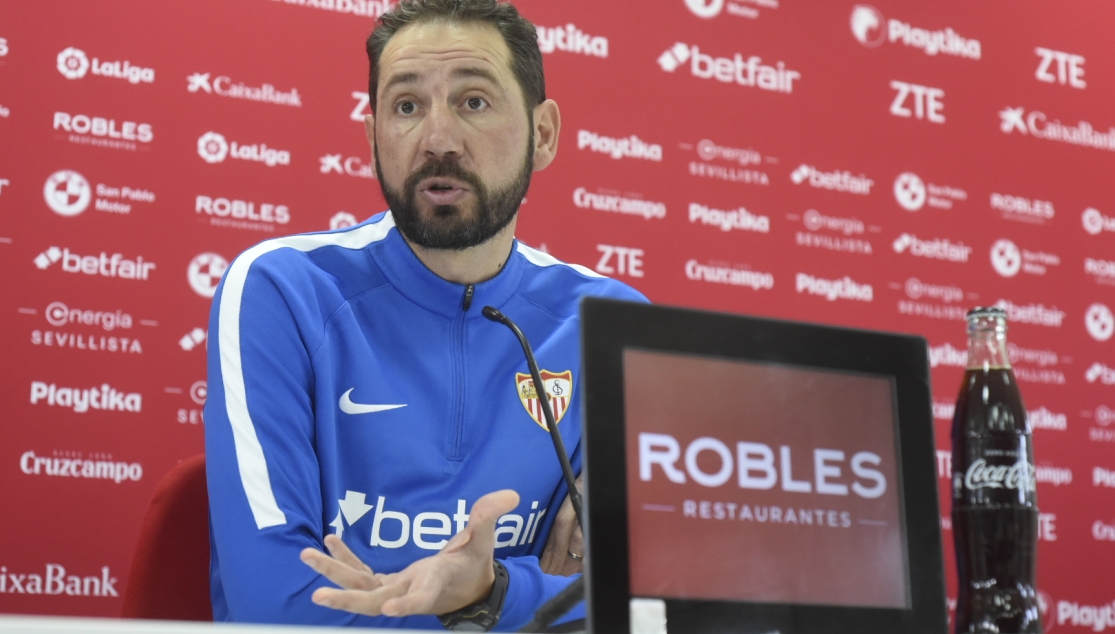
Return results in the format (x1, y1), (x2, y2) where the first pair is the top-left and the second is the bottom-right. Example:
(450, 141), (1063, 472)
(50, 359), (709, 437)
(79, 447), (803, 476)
(957, 458), (1037, 495)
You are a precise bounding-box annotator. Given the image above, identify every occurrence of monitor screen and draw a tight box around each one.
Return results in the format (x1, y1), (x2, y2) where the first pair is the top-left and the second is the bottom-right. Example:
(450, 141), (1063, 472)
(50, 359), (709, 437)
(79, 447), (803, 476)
(622, 348), (910, 610)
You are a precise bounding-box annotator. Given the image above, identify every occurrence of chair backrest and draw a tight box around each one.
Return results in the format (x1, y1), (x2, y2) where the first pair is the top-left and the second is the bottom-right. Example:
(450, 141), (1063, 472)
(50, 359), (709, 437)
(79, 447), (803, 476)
(120, 453), (212, 621)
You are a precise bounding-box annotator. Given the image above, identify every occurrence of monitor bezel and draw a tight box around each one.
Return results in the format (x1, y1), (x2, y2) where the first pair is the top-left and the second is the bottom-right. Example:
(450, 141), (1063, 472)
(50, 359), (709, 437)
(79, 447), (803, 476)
(581, 298), (947, 634)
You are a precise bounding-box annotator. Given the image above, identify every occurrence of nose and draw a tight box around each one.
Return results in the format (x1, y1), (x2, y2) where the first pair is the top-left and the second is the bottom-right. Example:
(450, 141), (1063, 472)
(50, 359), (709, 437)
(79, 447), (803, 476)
(418, 101), (463, 163)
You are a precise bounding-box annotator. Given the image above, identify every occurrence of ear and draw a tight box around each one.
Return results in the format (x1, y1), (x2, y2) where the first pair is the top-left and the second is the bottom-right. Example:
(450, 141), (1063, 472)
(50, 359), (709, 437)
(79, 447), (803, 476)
(363, 113), (377, 172)
(531, 99), (560, 172)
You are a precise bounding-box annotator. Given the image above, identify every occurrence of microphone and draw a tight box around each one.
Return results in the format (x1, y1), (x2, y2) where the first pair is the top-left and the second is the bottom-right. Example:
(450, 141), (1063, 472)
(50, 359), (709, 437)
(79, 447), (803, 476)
(482, 306), (584, 530)
(482, 306), (587, 632)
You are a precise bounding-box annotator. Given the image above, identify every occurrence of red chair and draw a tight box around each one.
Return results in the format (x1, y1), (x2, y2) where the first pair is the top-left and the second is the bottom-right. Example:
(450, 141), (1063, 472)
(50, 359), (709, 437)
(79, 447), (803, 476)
(121, 453), (213, 620)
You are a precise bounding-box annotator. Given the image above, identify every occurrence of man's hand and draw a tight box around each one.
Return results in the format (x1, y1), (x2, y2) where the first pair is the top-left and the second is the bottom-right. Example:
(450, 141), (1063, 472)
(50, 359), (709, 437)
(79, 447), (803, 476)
(300, 489), (520, 617)
(540, 475), (583, 576)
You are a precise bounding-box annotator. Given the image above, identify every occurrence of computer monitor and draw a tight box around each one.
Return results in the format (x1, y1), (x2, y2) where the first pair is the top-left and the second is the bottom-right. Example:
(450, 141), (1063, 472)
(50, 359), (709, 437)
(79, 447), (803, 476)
(580, 299), (947, 634)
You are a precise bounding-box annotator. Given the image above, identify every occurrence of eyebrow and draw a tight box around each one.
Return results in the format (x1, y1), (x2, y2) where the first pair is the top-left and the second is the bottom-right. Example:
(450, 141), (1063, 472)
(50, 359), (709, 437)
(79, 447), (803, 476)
(381, 66), (503, 96)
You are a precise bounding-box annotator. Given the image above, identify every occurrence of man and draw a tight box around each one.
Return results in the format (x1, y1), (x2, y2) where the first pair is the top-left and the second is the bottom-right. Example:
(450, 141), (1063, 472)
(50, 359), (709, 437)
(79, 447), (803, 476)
(203, 0), (645, 630)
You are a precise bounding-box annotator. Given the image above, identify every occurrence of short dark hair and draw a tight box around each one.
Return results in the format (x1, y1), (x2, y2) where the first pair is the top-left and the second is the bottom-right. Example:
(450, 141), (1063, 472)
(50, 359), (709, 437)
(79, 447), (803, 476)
(365, 0), (545, 114)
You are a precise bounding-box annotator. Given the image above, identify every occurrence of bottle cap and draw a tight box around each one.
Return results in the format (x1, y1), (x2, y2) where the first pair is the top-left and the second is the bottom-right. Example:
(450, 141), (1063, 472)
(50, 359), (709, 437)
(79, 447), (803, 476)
(965, 306), (1007, 321)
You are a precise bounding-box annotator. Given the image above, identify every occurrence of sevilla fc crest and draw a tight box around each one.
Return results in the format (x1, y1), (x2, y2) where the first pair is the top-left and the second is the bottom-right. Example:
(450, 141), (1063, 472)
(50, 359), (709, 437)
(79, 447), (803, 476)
(516, 370), (573, 431)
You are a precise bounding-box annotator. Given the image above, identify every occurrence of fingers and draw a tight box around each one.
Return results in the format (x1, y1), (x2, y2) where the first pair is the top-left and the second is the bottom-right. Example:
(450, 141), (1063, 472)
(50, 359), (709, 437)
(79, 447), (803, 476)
(312, 579), (409, 615)
(301, 546), (380, 591)
(324, 534), (373, 573)
(540, 493), (575, 574)
(565, 523), (585, 574)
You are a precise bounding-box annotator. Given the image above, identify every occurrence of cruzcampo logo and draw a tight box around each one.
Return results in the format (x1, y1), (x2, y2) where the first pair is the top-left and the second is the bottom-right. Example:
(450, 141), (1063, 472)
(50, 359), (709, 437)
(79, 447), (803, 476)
(516, 370), (573, 430)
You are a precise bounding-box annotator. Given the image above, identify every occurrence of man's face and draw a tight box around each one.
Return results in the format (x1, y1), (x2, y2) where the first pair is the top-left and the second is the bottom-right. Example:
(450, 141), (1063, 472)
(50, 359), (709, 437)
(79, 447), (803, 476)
(372, 21), (534, 250)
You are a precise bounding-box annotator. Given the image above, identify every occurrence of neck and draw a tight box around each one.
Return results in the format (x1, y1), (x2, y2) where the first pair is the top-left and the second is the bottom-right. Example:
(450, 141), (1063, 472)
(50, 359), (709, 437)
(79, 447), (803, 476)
(401, 217), (518, 285)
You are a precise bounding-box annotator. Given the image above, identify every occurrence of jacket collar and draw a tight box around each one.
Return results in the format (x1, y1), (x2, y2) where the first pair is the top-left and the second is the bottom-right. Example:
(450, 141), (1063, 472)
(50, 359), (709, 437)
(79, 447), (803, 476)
(373, 212), (525, 320)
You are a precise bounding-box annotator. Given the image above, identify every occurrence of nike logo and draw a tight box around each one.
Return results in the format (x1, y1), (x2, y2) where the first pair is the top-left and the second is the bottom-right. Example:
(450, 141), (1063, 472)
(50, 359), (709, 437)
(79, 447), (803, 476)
(338, 388), (406, 415)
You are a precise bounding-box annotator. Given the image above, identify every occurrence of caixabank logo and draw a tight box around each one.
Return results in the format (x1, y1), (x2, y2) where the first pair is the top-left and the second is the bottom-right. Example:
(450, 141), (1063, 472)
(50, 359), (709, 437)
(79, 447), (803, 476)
(187, 72), (302, 107)
(197, 131), (290, 167)
(1000, 106), (1115, 153)
(849, 6), (980, 60)
(657, 42), (800, 94)
(56, 47), (154, 84)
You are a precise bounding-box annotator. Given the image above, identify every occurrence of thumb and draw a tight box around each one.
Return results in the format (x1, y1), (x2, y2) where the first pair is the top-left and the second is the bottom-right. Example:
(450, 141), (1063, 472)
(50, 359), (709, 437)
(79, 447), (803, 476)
(468, 489), (521, 529)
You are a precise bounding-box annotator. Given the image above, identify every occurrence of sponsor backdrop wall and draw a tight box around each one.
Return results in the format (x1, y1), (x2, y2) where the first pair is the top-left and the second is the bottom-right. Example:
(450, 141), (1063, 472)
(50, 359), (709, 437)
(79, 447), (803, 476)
(1, 0), (1112, 628)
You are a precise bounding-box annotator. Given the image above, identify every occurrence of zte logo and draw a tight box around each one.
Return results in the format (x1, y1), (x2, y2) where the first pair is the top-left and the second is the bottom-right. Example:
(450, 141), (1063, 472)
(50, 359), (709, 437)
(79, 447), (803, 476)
(1035, 47), (1085, 89)
(657, 43), (800, 94)
(596, 244), (644, 278)
(890, 81), (944, 123)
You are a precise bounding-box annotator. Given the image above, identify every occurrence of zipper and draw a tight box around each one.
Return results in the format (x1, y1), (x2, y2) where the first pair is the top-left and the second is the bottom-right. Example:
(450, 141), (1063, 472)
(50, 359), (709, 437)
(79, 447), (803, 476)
(462, 284), (474, 311)
(448, 285), (474, 461)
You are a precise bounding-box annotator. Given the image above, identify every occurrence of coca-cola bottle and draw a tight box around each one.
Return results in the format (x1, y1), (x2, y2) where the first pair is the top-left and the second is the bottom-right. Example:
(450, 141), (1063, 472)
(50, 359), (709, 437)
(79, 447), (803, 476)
(951, 307), (1041, 633)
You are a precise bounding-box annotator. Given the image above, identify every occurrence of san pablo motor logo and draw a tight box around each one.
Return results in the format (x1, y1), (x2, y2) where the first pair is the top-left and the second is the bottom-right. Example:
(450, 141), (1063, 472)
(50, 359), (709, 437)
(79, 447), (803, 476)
(516, 370), (572, 430)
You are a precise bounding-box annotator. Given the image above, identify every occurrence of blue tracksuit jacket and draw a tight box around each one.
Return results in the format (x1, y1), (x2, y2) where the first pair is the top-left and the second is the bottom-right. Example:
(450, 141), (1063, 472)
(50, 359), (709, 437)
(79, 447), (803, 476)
(204, 211), (646, 629)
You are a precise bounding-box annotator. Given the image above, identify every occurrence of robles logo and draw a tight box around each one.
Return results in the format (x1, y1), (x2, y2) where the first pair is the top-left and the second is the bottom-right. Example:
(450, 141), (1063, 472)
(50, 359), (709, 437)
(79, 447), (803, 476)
(53, 111), (153, 152)
(196, 195), (290, 233)
(849, 6), (980, 60)
(56, 47), (154, 83)
(991, 192), (1054, 223)
(197, 131), (290, 167)
(658, 42), (800, 94)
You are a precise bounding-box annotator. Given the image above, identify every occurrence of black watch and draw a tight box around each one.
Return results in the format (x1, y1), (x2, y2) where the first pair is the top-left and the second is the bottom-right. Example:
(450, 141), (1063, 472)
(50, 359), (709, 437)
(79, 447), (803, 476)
(438, 561), (509, 631)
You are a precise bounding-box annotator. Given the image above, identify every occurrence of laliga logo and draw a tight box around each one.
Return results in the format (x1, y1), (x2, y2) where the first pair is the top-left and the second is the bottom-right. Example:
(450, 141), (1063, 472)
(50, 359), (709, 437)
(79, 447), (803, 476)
(990, 239), (1022, 277)
(330, 211), (358, 230)
(685, 0), (724, 19)
(1083, 207), (1115, 235)
(187, 252), (228, 298)
(893, 172), (926, 211)
(56, 47), (90, 79)
(850, 5), (886, 47)
(1086, 303), (1115, 342)
(197, 132), (229, 163)
(43, 170), (91, 217)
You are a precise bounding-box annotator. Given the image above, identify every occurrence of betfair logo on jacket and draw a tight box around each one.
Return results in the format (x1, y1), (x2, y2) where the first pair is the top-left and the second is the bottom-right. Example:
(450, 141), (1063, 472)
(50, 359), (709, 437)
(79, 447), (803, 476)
(330, 492), (547, 551)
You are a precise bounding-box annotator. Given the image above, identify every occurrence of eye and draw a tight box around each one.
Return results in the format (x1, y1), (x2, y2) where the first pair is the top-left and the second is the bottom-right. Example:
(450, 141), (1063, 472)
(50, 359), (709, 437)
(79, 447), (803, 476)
(465, 96), (488, 111)
(395, 100), (416, 115)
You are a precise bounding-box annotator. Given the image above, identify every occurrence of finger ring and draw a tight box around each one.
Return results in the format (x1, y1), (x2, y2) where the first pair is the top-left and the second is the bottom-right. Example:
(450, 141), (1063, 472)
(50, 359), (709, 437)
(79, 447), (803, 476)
(567, 550), (583, 561)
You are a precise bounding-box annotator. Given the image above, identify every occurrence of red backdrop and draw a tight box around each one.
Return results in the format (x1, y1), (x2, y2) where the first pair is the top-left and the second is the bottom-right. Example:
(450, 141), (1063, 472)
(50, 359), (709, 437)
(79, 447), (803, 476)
(1, 0), (1113, 629)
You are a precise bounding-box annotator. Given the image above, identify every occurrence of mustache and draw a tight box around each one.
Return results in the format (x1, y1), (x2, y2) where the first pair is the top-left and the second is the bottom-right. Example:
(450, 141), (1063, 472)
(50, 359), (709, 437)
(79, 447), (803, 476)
(403, 158), (485, 197)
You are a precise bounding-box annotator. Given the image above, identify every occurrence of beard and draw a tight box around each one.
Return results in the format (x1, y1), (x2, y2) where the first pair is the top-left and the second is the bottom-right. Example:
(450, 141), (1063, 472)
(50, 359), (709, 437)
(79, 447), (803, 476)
(375, 135), (533, 251)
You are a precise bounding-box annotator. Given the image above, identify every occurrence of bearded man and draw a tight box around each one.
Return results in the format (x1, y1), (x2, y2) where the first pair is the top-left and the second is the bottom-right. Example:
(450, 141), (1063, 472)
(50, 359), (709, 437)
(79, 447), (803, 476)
(203, 0), (645, 630)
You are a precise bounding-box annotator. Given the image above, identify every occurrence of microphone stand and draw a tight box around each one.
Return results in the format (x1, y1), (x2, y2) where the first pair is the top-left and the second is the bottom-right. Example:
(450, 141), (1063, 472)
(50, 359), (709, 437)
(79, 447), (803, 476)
(482, 307), (587, 632)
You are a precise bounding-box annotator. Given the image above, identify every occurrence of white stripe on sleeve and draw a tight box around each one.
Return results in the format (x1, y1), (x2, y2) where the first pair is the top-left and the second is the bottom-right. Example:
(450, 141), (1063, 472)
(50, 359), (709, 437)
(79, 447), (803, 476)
(217, 214), (396, 529)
